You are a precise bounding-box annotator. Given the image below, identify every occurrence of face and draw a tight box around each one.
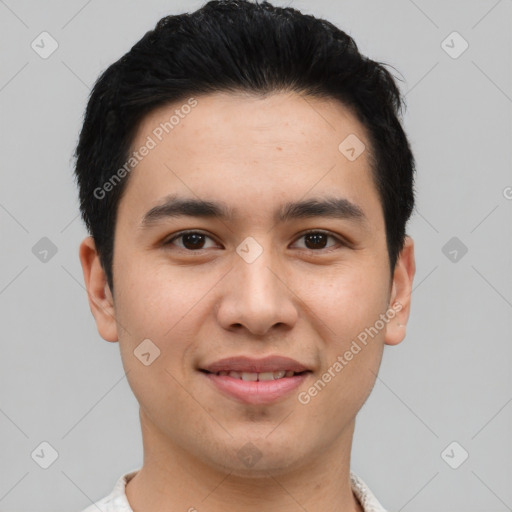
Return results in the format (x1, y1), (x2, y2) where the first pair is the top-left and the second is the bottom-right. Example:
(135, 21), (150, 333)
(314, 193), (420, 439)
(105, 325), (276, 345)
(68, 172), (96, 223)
(80, 91), (415, 477)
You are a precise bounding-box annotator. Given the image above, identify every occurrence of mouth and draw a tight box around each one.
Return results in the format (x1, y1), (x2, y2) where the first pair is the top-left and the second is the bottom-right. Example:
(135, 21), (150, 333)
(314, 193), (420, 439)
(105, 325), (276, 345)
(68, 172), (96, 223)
(200, 369), (306, 381)
(199, 356), (312, 405)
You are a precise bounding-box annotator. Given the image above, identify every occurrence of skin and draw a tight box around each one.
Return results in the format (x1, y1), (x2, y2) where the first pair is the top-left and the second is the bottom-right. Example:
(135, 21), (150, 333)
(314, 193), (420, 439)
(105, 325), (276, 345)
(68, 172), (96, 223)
(80, 90), (415, 512)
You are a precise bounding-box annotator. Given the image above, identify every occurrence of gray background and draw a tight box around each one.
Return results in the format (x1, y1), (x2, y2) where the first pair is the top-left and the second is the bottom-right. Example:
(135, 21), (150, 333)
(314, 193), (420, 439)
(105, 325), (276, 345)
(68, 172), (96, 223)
(1, 0), (511, 510)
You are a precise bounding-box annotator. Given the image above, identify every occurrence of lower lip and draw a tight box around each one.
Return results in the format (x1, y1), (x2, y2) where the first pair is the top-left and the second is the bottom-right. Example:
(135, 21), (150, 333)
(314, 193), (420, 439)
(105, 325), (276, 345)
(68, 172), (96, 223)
(202, 372), (309, 405)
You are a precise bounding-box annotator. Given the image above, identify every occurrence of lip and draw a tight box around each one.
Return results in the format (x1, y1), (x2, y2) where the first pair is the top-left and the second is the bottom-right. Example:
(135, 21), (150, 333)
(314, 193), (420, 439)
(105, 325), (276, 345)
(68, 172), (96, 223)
(201, 355), (310, 374)
(202, 371), (310, 405)
(199, 355), (312, 405)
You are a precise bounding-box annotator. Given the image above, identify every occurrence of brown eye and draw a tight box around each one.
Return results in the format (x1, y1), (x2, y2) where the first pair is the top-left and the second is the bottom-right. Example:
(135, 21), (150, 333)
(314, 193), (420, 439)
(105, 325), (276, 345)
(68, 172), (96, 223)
(304, 232), (329, 249)
(165, 231), (218, 251)
(293, 231), (341, 251)
(181, 233), (206, 250)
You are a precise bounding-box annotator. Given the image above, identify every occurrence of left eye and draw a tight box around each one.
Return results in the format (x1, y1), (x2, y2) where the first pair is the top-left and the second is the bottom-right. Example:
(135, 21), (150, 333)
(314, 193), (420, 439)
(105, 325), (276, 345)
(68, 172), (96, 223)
(292, 231), (341, 251)
(165, 230), (341, 251)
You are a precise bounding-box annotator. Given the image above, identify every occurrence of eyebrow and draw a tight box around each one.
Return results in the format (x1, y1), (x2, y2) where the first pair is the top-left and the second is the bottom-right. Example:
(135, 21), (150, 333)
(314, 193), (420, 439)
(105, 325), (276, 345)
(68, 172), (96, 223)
(140, 194), (367, 227)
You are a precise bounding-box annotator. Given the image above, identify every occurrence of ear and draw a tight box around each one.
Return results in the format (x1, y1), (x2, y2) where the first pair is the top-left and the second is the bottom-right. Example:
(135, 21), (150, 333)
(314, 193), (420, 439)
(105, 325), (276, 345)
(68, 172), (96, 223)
(384, 235), (416, 346)
(79, 236), (118, 342)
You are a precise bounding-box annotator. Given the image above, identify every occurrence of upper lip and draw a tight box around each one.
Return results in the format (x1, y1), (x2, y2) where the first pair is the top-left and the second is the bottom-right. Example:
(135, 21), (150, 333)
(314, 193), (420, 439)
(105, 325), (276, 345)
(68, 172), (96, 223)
(201, 356), (311, 374)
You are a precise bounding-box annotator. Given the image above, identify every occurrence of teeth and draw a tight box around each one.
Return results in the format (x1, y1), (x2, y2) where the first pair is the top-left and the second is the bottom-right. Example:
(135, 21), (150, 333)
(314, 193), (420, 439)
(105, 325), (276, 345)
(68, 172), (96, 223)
(216, 370), (297, 380)
(241, 372), (258, 381)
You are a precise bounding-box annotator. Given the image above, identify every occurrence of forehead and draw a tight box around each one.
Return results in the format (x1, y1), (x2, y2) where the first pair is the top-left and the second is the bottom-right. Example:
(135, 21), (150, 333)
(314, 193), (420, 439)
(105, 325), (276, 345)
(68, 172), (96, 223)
(135, 90), (366, 152)
(118, 91), (383, 228)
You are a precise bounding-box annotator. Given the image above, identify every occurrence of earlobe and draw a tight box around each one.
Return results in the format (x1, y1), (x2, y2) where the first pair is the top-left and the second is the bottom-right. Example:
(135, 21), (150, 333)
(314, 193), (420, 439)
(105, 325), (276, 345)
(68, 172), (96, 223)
(79, 236), (119, 342)
(384, 235), (416, 346)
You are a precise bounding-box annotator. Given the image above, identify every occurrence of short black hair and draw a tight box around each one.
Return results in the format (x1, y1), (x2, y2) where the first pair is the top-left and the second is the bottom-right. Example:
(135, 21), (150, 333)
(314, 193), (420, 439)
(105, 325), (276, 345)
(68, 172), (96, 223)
(74, 0), (415, 292)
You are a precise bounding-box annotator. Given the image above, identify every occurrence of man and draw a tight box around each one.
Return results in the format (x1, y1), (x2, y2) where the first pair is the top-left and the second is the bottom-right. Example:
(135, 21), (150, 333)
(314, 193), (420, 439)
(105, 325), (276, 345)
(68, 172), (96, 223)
(76, 1), (416, 510)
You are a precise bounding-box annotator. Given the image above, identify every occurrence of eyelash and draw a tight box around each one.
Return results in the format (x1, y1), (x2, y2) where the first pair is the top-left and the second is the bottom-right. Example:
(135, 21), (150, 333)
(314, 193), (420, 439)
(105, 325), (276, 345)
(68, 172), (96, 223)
(163, 229), (346, 253)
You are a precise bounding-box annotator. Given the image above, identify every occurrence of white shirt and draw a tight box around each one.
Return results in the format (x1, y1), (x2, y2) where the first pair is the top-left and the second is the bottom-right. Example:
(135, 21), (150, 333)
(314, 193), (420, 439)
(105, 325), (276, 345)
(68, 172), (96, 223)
(80, 469), (388, 512)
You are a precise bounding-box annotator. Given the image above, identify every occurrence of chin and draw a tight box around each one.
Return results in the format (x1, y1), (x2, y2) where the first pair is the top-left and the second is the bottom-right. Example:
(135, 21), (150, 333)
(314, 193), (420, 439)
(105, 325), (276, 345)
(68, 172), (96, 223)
(215, 454), (305, 479)
(200, 436), (311, 478)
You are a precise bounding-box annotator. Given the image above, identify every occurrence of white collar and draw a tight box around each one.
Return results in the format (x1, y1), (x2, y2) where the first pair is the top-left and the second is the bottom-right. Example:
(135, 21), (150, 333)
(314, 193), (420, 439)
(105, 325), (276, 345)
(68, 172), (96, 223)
(82, 469), (388, 512)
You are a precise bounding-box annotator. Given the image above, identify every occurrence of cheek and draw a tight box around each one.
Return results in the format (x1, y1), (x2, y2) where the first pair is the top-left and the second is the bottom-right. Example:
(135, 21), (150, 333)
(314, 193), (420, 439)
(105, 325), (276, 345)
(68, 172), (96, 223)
(295, 261), (388, 403)
(294, 259), (389, 338)
(113, 259), (200, 411)
(300, 274), (387, 425)
(113, 252), (215, 369)
(113, 250), (186, 336)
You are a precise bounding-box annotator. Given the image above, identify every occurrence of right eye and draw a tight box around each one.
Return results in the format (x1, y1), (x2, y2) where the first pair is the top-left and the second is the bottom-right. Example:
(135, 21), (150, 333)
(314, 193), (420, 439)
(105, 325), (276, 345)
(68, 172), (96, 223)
(163, 230), (221, 251)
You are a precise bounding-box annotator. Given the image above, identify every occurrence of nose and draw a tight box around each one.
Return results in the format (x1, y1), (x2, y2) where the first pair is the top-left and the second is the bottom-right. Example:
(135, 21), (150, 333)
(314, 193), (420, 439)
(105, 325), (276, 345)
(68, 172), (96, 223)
(215, 247), (299, 337)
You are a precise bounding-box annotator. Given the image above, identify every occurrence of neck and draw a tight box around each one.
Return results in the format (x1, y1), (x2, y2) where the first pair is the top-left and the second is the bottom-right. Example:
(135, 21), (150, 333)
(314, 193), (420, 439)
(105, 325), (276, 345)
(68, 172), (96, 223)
(126, 410), (364, 512)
